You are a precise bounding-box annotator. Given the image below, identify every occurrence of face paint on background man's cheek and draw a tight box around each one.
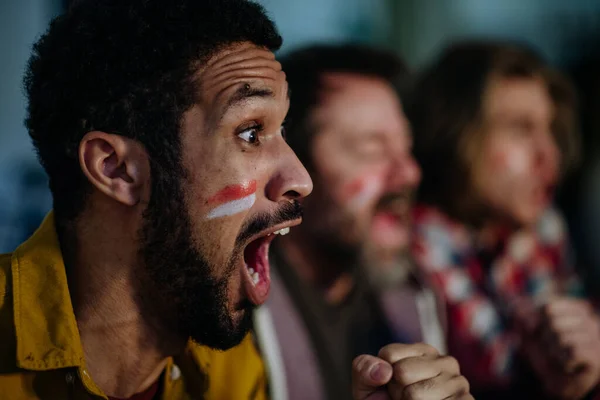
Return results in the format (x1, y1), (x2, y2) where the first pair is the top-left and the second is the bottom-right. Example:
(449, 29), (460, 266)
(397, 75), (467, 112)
(206, 180), (257, 219)
(343, 175), (384, 210)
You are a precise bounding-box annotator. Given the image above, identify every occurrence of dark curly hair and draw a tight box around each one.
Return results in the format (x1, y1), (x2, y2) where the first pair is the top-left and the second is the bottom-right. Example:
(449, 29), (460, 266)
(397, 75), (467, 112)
(280, 44), (410, 171)
(24, 0), (282, 223)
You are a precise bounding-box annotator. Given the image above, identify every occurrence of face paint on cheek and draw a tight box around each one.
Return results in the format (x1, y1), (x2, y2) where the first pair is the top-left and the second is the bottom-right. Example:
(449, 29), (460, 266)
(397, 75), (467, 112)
(206, 180), (257, 220)
(504, 150), (529, 174)
(344, 175), (384, 210)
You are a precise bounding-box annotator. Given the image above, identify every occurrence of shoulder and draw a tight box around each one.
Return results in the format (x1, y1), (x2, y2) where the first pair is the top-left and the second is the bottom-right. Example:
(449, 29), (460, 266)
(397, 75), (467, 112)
(188, 333), (267, 400)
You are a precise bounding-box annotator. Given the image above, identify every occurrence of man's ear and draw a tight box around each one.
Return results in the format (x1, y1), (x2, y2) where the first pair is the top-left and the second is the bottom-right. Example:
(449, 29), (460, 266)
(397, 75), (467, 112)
(79, 131), (149, 206)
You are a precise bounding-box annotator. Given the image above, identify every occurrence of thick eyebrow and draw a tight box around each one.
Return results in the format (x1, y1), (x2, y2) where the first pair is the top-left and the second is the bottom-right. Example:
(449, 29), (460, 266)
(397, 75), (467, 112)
(218, 84), (273, 121)
(218, 83), (291, 122)
(229, 84), (273, 106)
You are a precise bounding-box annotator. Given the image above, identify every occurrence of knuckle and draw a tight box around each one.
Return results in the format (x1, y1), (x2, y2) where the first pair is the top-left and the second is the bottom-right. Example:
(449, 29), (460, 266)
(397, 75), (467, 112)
(417, 342), (438, 355)
(392, 360), (412, 384)
(378, 345), (394, 360)
(441, 355), (460, 373)
(578, 300), (592, 312)
(378, 346), (394, 361)
(403, 382), (426, 400)
(456, 375), (471, 394)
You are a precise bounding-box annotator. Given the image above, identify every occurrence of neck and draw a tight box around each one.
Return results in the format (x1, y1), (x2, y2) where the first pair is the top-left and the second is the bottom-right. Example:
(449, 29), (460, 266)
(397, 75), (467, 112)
(474, 216), (522, 251)
(63, 204), (184, 398)
(277, 231), (354, 305)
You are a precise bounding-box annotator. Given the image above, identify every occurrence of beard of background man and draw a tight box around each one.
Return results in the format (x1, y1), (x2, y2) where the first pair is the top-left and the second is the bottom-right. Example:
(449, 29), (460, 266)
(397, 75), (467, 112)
(298, 173), (415, 288)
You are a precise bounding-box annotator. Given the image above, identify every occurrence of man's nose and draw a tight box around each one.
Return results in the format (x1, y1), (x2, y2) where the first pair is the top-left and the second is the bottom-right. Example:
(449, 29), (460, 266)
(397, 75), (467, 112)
(385, 152), (422, 191)
(265, 141), (313, 203)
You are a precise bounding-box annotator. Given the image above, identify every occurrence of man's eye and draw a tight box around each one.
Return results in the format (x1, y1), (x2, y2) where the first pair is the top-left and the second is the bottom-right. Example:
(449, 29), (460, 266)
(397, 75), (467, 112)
(238, 127), (260, 145)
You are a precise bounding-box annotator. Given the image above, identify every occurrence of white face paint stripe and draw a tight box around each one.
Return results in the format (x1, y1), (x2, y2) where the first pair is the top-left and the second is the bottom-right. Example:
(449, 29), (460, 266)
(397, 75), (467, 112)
(206, 193), (256, 219)
(349, 179), (382, 210)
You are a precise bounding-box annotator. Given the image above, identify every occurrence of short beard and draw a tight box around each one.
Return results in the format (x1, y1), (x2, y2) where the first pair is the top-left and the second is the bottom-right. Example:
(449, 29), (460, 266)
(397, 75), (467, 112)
(136, 164), (253, 351)
(301, 187), (414, 280)
(360, 248), (413, 290)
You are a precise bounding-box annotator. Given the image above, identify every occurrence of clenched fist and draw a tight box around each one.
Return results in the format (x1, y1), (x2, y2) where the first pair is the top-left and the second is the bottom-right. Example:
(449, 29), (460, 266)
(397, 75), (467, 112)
(352, 343), (473, 400)
(520, 297), (600, 399)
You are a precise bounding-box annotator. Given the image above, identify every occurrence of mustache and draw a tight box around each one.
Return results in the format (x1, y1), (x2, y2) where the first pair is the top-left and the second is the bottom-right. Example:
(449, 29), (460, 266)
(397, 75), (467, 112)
(235, 199), (303, 247)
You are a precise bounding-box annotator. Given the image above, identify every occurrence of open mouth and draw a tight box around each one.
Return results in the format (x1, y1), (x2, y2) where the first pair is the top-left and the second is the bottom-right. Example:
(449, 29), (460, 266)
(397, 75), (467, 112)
(370, 196), (412, 247)
(532, 183), (555, 209)
(241, 225), (293, 306)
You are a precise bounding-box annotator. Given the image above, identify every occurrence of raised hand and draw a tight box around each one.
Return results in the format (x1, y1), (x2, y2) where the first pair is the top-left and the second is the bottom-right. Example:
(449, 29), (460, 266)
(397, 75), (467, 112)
(352, 343), (473, 400)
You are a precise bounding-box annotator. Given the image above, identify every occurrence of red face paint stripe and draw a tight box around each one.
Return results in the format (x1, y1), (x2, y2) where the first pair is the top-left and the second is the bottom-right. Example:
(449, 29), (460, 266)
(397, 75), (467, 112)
(344, 177), (365, 199)
(208, 180), (257, 205)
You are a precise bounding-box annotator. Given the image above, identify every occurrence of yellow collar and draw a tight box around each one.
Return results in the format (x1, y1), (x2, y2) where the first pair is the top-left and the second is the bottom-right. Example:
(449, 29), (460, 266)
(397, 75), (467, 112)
(11, 212), (86, 370)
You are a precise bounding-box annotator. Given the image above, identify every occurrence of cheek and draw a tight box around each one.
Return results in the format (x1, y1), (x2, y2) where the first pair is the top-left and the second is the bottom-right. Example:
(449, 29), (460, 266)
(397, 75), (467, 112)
(185, 181), (259, 272)
(204, 180), (257, 220)
(341, 174), (385, 210)
(478, 146), (534, 214)
(503, 149), (530, 176)
(487, 146), (530, 180)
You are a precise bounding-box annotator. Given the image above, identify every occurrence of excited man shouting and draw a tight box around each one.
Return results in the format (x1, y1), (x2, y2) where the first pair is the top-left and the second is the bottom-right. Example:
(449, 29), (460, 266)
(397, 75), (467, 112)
(0, 1), (472, 399)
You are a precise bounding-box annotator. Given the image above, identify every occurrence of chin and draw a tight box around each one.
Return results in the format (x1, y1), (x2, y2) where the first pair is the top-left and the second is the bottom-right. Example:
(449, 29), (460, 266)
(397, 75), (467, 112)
(188, 312), (253, 351)
(231, 306), (251, 325)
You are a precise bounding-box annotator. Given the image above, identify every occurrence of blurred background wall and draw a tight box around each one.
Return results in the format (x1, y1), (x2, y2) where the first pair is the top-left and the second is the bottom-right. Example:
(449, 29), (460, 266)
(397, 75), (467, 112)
(0, 0), (62, 250)
(1, 0), (600, 270)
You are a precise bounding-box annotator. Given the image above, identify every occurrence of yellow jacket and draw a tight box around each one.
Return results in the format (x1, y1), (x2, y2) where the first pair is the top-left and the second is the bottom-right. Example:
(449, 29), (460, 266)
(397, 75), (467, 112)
(0, 213), (268, 400)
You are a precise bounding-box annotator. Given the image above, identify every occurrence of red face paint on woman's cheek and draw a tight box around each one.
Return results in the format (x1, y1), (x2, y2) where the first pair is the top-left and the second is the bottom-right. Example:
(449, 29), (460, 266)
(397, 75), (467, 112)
(205, 180), (257, 219)
(489, 149), (528, 175)
(504, 150), (529, 174)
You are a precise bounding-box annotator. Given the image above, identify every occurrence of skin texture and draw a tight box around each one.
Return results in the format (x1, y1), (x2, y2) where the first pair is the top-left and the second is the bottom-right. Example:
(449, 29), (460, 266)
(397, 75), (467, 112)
(70, 42), (312, 398)
(352, 343), (474, 400)
(472, 76), (560, 228)
(279, 73), (421, 300)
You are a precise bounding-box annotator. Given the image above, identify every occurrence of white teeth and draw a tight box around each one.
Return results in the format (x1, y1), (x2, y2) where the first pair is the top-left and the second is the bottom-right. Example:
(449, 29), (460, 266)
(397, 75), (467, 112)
(274, 227), (290, 236)
(247, 266), (259, 286)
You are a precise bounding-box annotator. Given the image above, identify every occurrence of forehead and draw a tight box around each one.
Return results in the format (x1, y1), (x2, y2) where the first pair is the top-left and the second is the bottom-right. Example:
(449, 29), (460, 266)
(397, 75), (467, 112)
(484, 76), (552, 120)
(194, 42), (288, 122)
(313, 72), (406, 136)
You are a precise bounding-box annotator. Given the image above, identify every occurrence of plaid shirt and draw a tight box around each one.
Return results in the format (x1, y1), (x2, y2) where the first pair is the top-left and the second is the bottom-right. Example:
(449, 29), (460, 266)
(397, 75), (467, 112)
(411, 204), (585, 393)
